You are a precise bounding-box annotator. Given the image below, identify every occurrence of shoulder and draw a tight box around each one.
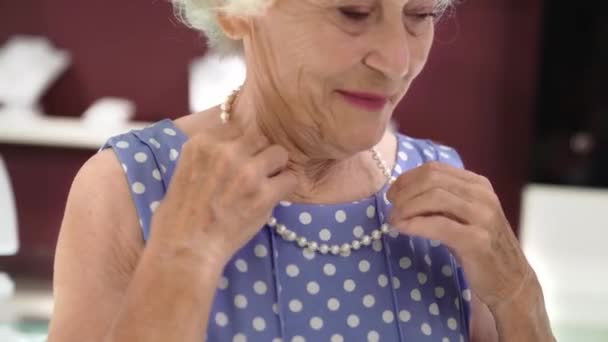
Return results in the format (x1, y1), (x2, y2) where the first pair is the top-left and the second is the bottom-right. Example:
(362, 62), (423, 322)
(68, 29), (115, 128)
(396, 133), (466, 169)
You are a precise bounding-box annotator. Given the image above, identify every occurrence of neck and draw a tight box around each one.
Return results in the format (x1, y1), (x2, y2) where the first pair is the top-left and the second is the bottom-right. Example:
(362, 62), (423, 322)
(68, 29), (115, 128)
(227, 84), (394, 204)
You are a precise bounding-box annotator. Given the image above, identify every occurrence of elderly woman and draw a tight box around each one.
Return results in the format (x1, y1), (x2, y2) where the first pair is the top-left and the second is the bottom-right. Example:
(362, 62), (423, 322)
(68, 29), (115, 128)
(49, 0), (555, 341)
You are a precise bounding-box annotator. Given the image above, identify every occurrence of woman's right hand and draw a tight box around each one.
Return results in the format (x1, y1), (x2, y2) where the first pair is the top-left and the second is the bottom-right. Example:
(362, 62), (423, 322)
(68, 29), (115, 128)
(149, 122), (298, 267)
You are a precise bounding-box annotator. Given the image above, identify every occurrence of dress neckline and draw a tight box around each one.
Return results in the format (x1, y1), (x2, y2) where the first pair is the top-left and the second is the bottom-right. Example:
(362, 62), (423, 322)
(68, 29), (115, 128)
(162, 118), (403, 208)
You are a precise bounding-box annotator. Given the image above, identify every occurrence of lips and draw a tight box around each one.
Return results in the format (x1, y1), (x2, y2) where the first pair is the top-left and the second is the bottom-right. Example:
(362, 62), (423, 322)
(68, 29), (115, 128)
(337, 90), (389, 111)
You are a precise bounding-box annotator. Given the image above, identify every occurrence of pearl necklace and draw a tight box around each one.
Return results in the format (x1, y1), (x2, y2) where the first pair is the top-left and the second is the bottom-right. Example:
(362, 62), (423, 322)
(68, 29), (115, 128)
(221, 87), (397, 256)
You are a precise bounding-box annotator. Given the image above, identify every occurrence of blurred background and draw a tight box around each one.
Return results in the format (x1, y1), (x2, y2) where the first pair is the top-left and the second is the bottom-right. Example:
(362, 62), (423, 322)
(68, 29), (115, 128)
(0, 0), (606, 341)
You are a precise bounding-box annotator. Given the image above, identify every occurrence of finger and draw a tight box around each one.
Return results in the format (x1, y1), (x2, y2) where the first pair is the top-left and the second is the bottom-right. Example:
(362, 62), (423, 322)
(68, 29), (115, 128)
(235, 122), (270, 156)
(389, 187), (478, 226)
(389, 161), (490, 199)
(391, 214), (473, 255)
(387, 167), (479, 206)
(251, 144), (290, 177)
(263, 169), (299, 204)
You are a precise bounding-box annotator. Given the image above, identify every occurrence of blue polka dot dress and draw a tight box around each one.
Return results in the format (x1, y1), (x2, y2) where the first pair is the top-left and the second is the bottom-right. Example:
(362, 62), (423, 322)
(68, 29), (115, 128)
(100, 119), (472, 342)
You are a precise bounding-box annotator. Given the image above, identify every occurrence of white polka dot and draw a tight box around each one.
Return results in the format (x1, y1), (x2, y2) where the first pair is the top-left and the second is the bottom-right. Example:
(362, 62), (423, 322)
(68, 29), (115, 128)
(235, 259), (248, 272)
(218, 276), (229, 290)
(363, 294), (375, 308)
(344, 279), (356, 292)
(429, 303), (440, 315)
(169, 148), (179, 161)
(319, 229), (331, 241)
(116, 140), (130, 149)
(366, 205), (376, 218)
(353, 225), (364, 238)
(347, 314), (360, 328)
(418, 272), (428, 285)
(233, 333), (247, 342)
(132, 182), (146, 194)
(382, 310), (394, 323)
(234, 294), (247, 309)
(383, 192), (390, 205)
(253, 281), (267, 295)
(148, 137), (161, 149)
(302, 248), (315, 260)
(411, 288), (422, 301)
(402, 141), (414, 150)
(372, 240), (383, 252)
(399, 310), (411, 322)
(272, 303), (279, 314)
(121, 163), (128, 172)
(424, 254), (432, 266)
(331, 334), (344, 342)
(134, 152), (148, 163)
(279, 201), (292, 207)
(309, 316), (323, 330)
(324, 263), (336, 276)
(389, 228), (400, 238)
(254, 244), (268, 258)
(152, 169), (162, 181)
(392, 277), (401, 289)
(327, 298), (340, 311)
(291, 336), (305, 342)
(440, 151), (451, 159)
(286, 264), (300, 277)
(421, 323), (432, 335)
(378, 274), (388, 287)
(252, 317), (266, 331)
(163, 127), (177, 136)
(367, 330), (380, 342)
(306, 281), (320, 295)
(462, 289), (472, 302)
(335, 210), (347, 223)
(358, 260), (370, 273)
(398, 151), (409, 161)
(442, 265), (454, 277)
(149, 201), (160, 212)
(435, 287), (446, 299)
(399, 257), (412, 269)
(442, 338), (451, 342)
(455, 298), (461, 310)
(460, 335), (465, 342)
(289, 299), (303, 312)
(447, 317), (458, 330)
(299, 212), (312, 225)
(424, 149), (435, 159)
(430, 239), (441, 247)
(160, 164), (167, 173)
(395, 164), (403, 174)
(215, 312), (228, 326)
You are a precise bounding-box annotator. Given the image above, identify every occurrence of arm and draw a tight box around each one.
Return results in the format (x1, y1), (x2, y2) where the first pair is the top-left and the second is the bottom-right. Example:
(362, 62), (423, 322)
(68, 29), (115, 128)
(48, 150), (223, 342)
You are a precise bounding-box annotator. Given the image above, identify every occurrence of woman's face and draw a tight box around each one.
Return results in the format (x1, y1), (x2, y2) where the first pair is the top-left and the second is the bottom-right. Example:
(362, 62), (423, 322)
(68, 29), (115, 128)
(243, 0), (439, 156)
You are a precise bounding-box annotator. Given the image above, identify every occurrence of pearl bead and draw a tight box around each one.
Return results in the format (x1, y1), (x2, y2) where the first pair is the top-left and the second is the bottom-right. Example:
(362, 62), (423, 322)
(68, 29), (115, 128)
(340, 243), (351, 254)
(308, 241), (318, 252)
(362, 235), (371, 246)
(330, 245), (340, 255)
(285, 231), (297, 241)
(381, 223), (389, 233)
(319, 244), (329, 254)
(276, 224), (286, 235)
(268, 217), (277, 227)
(297, 236), (308, 247)
(351, 240), (361, 250)
(371, 229), (381, 240)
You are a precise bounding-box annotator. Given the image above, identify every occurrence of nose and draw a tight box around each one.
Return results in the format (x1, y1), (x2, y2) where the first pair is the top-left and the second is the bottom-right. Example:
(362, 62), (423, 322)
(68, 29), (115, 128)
(363, 17), (411, 80)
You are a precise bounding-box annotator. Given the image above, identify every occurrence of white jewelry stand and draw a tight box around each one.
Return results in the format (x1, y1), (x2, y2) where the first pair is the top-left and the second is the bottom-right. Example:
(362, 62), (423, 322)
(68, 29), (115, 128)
(0, 155), (18, 309)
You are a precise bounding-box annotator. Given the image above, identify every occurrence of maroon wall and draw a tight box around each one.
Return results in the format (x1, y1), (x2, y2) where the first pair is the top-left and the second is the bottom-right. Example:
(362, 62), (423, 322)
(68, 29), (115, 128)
(0, 0), (543, 278)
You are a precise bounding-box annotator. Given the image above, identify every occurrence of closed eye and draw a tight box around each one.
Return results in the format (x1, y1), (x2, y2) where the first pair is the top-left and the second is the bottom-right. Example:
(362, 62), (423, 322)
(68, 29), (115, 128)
(339, 7), (371, 21)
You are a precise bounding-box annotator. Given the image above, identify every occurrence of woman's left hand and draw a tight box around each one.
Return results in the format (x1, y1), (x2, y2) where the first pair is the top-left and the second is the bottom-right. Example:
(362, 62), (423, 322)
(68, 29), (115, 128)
(387, 161), (536, 311)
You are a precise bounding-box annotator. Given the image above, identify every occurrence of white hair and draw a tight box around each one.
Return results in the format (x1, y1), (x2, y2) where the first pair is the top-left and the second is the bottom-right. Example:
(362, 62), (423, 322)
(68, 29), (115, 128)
(171, 0), (455, 55)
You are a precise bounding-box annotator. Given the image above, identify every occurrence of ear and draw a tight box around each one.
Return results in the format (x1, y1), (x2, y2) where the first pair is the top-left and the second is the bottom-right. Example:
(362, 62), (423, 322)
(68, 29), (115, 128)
(216, 11), (251, 40)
